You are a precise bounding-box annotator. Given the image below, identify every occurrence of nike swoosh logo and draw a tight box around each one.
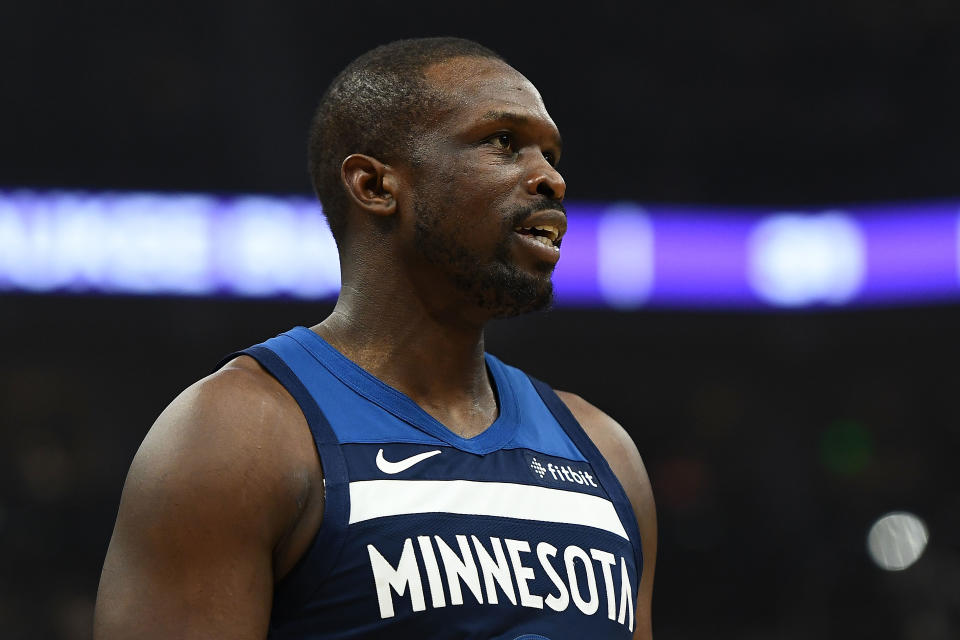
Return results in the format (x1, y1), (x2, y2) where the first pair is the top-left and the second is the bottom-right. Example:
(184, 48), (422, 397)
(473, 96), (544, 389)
(376, 448), (442, 474)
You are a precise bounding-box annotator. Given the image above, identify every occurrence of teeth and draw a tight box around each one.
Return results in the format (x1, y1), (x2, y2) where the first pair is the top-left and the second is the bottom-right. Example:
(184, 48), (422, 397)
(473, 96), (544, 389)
(513, 224), (561, 250)
(534, 235), (558, 249)
(533, 225), (559, 241)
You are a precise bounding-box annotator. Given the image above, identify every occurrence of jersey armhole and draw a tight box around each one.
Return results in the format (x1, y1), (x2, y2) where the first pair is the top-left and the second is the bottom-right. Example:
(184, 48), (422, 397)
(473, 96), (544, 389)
(526, 374), (644, 583)
(223, 345), (351, 624)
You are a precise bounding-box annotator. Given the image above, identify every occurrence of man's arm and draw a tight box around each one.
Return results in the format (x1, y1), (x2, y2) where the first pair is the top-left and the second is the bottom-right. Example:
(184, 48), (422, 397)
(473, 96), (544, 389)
(556, 391), (657, 640)
(94, 357), (321, 640)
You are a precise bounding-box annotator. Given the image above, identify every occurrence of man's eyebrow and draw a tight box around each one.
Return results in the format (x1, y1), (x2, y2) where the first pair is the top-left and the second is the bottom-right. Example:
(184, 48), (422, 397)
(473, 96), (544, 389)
(479, 110), (530, 124)
(478, 110), (563, 151)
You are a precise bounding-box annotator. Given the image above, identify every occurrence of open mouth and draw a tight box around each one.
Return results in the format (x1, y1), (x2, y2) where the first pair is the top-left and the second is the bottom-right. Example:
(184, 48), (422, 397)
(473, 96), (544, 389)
(513, 224), (560, 249)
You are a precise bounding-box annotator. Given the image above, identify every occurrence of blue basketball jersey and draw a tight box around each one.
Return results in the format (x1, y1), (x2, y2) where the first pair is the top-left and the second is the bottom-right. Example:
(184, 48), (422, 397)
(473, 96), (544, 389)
(231, 327), (642, 640)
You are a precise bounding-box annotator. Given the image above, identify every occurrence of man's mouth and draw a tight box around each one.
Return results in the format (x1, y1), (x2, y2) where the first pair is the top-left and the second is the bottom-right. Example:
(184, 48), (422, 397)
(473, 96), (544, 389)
(513, 224), (561, 249)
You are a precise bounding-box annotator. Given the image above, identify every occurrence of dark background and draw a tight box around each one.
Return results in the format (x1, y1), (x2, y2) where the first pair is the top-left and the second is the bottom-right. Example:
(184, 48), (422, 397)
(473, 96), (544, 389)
(2, 1), (960, 638)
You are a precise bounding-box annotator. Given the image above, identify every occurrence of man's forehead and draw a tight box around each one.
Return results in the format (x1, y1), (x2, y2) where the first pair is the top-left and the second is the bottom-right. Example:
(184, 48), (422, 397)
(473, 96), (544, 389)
(423, 56), (553, 123)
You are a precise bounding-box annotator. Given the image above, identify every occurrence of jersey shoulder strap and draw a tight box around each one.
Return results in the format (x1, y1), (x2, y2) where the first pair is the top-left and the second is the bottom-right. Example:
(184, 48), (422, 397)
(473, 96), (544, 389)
(220, 333), (351, 620)
(524, 374), (644, 578)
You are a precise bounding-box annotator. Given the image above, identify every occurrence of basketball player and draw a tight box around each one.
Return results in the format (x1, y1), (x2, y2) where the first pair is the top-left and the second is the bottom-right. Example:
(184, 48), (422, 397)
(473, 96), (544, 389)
(94, 38), (656, 639)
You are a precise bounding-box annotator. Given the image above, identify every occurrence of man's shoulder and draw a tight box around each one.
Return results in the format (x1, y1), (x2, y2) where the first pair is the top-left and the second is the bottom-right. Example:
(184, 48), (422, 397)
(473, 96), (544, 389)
(205, 354), (302, 419)
(93, 359), (320, 638)
(485, 358), (639, 464)
(144, 355), (304, 449)
(553, 390), (639, 462)
(553, 390), (651, 507)
(127, 354), (317, 519)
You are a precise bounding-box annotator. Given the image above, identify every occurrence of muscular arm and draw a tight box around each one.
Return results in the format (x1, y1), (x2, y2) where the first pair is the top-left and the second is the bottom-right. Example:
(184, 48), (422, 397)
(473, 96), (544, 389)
(557, 391), (657, 640)
(94, 358), (321, 640)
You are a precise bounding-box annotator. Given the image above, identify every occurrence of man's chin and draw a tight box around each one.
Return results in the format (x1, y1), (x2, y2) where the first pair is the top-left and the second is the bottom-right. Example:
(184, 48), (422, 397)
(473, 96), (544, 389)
(489, 291), (554, 318)
(478, 269), (554, 318)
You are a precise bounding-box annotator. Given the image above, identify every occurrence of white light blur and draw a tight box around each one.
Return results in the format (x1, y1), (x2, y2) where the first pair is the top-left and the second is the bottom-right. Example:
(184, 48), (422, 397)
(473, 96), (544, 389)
(596, 204), (654, 308)
(0, 191), (341, 298)
(106, 193), (213, 294)
(867, 511), (929, 571)
(216, 196), (340, 298)
(0, 192), (213, 293)
(747, 212), (867, 307)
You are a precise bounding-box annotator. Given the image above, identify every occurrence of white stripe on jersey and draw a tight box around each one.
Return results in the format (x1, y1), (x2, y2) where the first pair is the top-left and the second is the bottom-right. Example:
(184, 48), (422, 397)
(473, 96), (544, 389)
(348, 479), (629, 540)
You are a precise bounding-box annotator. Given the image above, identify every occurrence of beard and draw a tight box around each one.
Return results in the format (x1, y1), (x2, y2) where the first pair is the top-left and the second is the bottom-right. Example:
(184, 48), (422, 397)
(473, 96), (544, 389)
(413, 201), (555, 317)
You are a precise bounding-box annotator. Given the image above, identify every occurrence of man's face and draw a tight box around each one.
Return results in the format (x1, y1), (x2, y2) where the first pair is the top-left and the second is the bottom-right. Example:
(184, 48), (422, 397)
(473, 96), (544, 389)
(405, 57), (566, 318)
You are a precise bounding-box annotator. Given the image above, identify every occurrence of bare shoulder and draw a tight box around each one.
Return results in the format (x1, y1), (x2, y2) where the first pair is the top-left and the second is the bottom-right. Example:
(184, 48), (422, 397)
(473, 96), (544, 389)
(555, 390), (656, 640)
(119, 353), (322, 561)
(94, 355), (320, 639)
(131, 354), (317, 512)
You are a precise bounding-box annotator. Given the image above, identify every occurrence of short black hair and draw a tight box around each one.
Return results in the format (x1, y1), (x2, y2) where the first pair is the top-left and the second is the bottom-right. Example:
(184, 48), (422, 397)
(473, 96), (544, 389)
(308, 37), (505, 245)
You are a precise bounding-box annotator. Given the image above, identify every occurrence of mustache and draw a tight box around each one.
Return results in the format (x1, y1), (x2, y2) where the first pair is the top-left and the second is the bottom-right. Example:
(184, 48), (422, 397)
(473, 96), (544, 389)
(507, 200), (567, 228)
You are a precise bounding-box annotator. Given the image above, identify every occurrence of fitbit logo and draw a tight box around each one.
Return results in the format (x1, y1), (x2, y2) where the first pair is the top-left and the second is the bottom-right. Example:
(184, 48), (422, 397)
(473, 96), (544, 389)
(530, 458), (548, 479)
(529, 457), (598, 487)
(548, 463), (598, 487)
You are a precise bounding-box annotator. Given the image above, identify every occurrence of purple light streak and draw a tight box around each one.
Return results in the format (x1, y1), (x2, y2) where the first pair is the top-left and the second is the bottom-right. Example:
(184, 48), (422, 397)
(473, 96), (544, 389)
(1, 190), (958, 309)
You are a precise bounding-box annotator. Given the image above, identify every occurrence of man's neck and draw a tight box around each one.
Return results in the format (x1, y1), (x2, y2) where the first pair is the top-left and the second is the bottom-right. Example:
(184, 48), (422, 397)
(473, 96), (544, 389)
(311, 286), (499, 438)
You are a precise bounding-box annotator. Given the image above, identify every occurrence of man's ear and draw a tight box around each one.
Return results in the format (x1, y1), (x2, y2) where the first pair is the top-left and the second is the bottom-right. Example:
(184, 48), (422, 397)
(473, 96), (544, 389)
(341, 154), (398, 217)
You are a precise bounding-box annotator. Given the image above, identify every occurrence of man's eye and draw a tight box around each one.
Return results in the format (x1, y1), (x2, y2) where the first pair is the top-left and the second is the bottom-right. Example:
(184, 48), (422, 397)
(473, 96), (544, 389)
(543, 152), (556, 166)
(489, 133), (513, 151)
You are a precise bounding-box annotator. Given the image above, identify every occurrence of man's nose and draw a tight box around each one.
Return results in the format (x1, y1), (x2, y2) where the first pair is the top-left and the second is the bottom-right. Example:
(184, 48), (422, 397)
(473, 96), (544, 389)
(525, 159), (566, 201)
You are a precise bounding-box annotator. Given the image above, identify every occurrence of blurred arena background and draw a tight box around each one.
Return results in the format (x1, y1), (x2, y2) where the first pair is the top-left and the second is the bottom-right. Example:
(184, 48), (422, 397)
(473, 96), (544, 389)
(2, 2), (959, 638)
